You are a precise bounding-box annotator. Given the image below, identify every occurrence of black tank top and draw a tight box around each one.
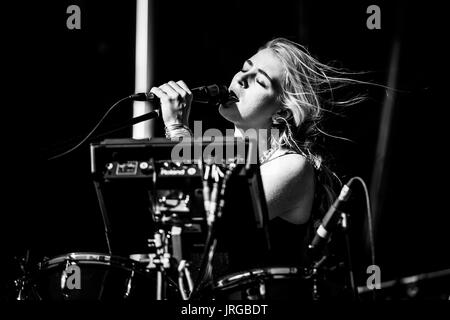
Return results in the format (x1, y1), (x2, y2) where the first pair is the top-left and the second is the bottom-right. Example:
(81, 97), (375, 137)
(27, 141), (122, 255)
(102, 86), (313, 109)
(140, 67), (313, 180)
(267, 217), (311, 267)
(261, 149), (317, 268)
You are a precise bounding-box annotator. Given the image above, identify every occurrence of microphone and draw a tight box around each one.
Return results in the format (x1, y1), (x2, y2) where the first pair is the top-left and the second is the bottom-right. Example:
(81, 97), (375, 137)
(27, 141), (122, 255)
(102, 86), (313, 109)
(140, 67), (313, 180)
(308, 180), (353, 259)
(130, 84), (230, 106)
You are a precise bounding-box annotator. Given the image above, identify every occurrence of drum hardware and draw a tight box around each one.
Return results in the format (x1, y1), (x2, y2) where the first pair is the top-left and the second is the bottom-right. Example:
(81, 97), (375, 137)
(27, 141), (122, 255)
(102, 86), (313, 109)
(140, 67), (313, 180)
(14, 276), (42, 301)
(93, 178), (113, 256)
(13, 138), (273, 301)
(308, 256), (327, 301)
(339, 211), (358, 300)
(253, 280), (266, 300)
(138, 224), (196, 300)
(357, 267), (450, 300)
(121, 158), (240, 301)
(60, 259), (80, 299)
(15, 252), (180, 300)
(142, 193), (199, 300)
(123, 269), (135, 299)
(151, 228), (172, 300)
(12, 250), (40, 301)
(207, 267), (306, 300)
(177, 260), (194, 300)
(188, 162), (237, 300)
(305, 210), (357, 301)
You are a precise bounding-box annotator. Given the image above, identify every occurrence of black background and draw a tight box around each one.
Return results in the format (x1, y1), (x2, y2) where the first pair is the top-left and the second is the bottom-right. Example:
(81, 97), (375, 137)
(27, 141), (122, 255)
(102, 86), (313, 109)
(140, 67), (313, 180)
(2, 0), (449, 297)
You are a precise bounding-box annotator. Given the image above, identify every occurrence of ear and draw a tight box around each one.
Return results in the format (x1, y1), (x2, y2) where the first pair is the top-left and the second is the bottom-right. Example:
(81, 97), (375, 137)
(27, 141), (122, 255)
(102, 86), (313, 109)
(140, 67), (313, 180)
(271, 107), (292, 125)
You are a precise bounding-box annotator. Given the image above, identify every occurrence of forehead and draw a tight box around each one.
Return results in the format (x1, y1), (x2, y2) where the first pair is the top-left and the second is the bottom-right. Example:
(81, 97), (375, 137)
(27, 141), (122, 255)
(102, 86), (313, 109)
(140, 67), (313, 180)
(249, 48), (284, 83)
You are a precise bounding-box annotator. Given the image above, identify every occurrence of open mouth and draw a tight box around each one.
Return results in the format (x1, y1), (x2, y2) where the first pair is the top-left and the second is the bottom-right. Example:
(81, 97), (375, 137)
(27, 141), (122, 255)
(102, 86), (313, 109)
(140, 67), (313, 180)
(227, 90), (239, 103)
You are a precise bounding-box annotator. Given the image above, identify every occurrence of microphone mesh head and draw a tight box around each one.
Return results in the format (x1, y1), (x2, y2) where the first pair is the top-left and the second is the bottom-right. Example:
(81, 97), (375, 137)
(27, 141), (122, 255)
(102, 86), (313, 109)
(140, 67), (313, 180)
(196, 84), (229, 105)
(207, 84), (229, 104)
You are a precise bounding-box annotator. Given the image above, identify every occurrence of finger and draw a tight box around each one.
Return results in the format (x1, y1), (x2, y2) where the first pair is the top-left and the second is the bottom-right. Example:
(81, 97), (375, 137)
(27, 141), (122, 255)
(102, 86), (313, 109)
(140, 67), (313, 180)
(150, 86), (168, 99)
(176, 80), (192, 96)
(159, 83), (179, 100)
(167, 81), (189, 99)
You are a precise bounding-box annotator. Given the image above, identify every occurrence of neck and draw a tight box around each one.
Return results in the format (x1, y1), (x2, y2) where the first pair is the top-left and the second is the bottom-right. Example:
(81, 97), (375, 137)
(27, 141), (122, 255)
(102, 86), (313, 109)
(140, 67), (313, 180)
(234, 124), (278, 157)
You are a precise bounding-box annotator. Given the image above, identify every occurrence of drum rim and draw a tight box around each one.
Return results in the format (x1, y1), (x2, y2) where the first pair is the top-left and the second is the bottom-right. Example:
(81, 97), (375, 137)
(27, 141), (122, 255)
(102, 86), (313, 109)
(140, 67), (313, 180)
(214, 266), (300, 289)
(22, 252), (181, 299)
(37, 252), (148, 274)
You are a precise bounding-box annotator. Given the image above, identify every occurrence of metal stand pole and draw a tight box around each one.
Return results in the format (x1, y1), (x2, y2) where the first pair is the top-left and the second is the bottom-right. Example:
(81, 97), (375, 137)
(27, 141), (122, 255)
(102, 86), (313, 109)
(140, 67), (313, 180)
(340, 212), (358, 301)
(93, 180), (113, 255)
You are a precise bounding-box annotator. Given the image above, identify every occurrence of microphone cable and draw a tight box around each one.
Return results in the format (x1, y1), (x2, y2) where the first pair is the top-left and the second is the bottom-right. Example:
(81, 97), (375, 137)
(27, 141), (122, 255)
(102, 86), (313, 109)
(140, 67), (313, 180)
(342, 176), (376, 301)
(47, 95), (136, 161)
(347, 176), (375, 268)
(46, 84), (228, 161)
(324, 176), (375, 267)
(349, 176), (376, 301)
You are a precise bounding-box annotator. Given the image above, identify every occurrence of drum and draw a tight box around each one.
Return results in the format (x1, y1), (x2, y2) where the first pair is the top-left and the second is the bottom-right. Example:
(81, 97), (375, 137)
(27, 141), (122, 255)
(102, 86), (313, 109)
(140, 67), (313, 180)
(205, 266), (313, 300)
(21, 252), (178, 300)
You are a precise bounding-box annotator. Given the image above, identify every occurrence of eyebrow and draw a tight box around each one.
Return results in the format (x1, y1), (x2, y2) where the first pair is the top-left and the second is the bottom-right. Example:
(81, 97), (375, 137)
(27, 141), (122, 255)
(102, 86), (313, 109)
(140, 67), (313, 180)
(245, 59), (273, 84)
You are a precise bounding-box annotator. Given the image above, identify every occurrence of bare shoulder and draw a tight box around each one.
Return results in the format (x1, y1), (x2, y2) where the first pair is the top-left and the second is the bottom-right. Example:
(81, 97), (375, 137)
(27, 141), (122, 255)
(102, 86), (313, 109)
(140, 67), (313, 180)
(260, 152), (315, 224)
(262, 152), (314, 180)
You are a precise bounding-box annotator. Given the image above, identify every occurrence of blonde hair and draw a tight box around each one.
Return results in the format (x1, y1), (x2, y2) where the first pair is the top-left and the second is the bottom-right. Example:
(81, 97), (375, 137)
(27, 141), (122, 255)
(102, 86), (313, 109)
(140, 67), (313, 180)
(262, 38), (367, 217)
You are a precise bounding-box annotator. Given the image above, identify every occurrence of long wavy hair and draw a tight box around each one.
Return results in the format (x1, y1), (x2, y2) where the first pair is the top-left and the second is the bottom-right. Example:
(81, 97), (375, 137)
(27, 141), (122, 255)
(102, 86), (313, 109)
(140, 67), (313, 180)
(262, 38), (367, 219)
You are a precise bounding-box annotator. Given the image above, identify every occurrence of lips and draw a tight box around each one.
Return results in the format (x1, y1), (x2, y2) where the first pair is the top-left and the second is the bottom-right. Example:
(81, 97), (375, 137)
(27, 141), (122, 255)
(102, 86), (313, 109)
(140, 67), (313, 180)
(227, 90), (239, 103)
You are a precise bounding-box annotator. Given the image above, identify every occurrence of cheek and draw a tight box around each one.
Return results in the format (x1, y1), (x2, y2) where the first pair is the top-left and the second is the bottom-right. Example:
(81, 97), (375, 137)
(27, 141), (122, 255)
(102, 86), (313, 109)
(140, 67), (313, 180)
(237, 95), (277, 127)
(244, 90), (278, 117)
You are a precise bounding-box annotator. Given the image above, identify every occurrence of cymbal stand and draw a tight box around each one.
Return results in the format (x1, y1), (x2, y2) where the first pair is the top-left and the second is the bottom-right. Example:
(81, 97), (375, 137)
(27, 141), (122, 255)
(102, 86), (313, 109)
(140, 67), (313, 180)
(152, 228), (171, 300)
(339, 211), (358, 301)
(306, 211), (357, 301)
(305, 253), (328, 301)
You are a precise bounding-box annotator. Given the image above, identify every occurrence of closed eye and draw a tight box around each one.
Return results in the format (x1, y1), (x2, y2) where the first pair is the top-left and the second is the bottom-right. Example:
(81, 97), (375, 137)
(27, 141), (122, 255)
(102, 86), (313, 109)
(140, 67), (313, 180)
(256, 78), (268, 88)
(241, 59), (273, 87)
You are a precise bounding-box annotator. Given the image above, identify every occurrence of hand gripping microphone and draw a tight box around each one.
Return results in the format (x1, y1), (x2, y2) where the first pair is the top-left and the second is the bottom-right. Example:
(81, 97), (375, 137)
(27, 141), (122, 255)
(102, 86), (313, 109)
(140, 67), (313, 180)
(308, 179), (353, 259)
(130, 84), (230, 106)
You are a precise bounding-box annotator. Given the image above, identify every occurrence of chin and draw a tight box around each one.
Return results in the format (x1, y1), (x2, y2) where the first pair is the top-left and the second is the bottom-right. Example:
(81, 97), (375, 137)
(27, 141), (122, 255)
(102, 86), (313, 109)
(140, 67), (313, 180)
(218, 103), (238, 124)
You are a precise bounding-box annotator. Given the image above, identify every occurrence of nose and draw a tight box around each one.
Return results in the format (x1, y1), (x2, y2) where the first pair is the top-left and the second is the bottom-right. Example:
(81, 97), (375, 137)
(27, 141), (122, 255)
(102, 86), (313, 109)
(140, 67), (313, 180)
(236, 71), (249, 89)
